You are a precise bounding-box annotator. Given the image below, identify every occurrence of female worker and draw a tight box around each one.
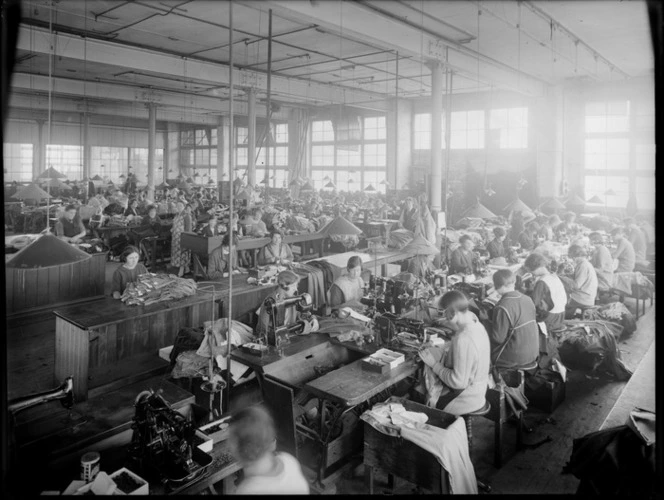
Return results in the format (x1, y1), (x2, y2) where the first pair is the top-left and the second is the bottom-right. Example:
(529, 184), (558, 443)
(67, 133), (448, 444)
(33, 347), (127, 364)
(417, 290), (490, 415)
(124, 198), (140, 217)
(207, 232), (247, 279)
(449, 235), (476, 275)
(170, 202), (192, 277)
(328, 256), (366, 308)
(202, 215), (223, 237)
(523, 252), (567, 332)
(486, 227), (507, 260)
(257, 229), (294, 266)
(589, 232), (614, 292)
(407, 254), (437, 281)
(111, 245), (148, 299)
(564, 244), (599, 317)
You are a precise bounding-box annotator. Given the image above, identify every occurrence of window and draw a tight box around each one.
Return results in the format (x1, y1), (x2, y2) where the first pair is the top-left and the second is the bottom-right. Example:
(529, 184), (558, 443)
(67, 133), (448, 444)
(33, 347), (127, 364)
(635, 144), (655, 171)
(363, 116), (386, 140)
(47, 145), (84, 180)
(3, 143), (33, 182)
(412, 113), (446, 150)
(235, 123), (288, 184)
(363, 143), (386, 168)
(489, 108), (528, 149)
(312, 145), (335, 167)
(363, 170), (387, 193)
(635, 176), (655, 210)
(311, 170), (335, 190)
(129, 148), (164, 183)
(585, 101), (630, 134)
(336, 146), (361, 167)
(312, 120), (334, 142)
(450, 110), (484, 149)
(584, 175), (629, 208)
(584, 138), (630, 170)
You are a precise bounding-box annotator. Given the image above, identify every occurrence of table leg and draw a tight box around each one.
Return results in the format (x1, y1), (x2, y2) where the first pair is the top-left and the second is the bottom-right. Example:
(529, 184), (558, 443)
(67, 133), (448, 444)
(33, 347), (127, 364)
(365, 465), (375, 495)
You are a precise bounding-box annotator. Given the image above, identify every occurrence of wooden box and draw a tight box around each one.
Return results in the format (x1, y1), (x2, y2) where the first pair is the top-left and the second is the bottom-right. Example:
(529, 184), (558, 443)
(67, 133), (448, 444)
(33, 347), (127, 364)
(361, 349), (405, 373)
(199, 415), (232, 444)
(525, 376), (566, 413)
(108, 467), (149, 495)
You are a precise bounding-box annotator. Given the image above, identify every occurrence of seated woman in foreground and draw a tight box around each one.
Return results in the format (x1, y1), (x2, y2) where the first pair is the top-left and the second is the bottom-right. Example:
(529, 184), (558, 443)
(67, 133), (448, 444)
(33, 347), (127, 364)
(417, 290), (490, 416)
(522, 252), (567, 332)
(257, 229), (294, 266)
(328, 256), (366, 309)
(207, 232), (247, 279)
(111, 245), (149, 299)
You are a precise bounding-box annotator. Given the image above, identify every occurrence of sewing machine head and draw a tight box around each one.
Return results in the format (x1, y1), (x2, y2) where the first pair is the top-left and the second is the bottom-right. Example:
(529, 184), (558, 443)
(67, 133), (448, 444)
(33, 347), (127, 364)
(263, 292), (314, 347)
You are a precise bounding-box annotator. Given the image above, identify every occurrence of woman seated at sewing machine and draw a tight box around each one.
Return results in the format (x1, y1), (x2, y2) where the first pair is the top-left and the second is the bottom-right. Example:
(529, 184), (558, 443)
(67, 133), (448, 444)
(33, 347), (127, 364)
(112, 245), (149, 299)
(207, 232), (247, 279)
(258, 229), (294, 266)
(449, 235), (476, 275)
(407, 254), (437, 280)
(416, 290), (491, 416)
(328, 256), (366, 309)
(522, 252), (567, 332)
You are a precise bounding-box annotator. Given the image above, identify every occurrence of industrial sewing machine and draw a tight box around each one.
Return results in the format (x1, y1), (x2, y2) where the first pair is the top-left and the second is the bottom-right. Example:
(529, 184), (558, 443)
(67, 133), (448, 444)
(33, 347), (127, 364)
(263, 292), (315, 347)
(127, 389), (212, 485)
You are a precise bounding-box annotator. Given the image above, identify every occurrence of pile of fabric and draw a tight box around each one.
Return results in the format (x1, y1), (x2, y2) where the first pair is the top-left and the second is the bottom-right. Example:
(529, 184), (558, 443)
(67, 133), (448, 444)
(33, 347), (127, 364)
(387, 229), (414, 250)
(121, 273), (198, 306)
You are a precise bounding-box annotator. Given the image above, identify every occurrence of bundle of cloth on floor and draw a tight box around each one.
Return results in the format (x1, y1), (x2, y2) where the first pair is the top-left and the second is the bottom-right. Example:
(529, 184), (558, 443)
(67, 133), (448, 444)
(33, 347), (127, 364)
(555, 319), (633, 380)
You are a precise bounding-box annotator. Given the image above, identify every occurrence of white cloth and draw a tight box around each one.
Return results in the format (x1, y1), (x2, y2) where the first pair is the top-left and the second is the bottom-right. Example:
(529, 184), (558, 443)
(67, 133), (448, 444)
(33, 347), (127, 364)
(235, 452), (309, 495)
(537, 273), (567, 314)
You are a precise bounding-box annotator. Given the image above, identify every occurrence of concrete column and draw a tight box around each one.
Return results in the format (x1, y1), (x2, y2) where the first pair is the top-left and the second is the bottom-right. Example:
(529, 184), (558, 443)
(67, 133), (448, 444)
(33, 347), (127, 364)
(34, 119), (45, 179)
(147, 103), (156, 199)
(247, 88), (257, 187)
(389, 99), (412, 190)
(429, 61), (444, 212)
(217, 115), (229, 200)
(82, 113), (91, 180)
(166, 122), (180, 179)
(162, 129), (169, 183)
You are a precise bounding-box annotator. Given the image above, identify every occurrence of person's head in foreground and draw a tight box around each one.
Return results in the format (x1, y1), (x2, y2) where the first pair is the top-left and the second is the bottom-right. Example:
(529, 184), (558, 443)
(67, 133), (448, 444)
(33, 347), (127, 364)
(459, 234), (474, 252)
(270, 229), (283, 247)
(567, 244), (589, 264)
(228, 405), (309, 495)
(493, 269), (516, 296)
(276, 270), (300, 298)
(63, 204), (77, 221)
(493, 227), (506, 242)
(524, 252), (550, 277)
(121, 245), (141, 270)
(588, 232), (604, 248)
(610, 226), (625, 243)
(438, 290), (474, 332)
(346, 255), (363, 279)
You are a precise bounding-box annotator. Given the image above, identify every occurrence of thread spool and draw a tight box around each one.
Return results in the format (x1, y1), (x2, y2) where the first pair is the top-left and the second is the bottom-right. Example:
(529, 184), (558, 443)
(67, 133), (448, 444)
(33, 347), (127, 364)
(80, 452), (100, 483)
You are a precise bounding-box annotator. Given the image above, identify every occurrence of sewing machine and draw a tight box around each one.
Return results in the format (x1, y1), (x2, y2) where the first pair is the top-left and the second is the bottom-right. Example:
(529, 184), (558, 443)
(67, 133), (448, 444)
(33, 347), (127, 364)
(263, 292), (315, 347)
(127, 389), (212, 484)
(364, 275), (421, 315)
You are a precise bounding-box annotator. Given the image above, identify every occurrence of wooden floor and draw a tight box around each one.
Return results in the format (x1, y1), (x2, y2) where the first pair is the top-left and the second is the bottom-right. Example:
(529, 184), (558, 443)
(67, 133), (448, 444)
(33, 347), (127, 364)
(5, 260), (656, 494)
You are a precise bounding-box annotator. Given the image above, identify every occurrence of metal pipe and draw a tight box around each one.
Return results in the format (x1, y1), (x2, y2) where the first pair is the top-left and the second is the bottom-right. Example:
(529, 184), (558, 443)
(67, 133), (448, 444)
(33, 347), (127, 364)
(394, 50), (399, 189)
(266, 9), (273, 192)
(225, 0), (234, 414)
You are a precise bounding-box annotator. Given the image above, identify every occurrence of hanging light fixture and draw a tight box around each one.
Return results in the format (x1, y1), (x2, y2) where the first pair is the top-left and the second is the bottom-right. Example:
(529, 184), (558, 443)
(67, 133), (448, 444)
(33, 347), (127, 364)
(605, 189), (616, 196)
(119, 174), (126, 180)
(364, 184), (376, 192)
(325, 181), (336, 189)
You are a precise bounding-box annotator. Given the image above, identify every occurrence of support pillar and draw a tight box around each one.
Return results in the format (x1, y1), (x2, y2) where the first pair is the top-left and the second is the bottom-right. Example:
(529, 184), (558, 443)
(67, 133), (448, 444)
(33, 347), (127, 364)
(429, 61), (444, 213)
(82, 113), (91, 180)
(217, 115), (230, 200)
(147, 103), (156, 200)
(34, 119), (45, 179)
(247, 88), (257, 187)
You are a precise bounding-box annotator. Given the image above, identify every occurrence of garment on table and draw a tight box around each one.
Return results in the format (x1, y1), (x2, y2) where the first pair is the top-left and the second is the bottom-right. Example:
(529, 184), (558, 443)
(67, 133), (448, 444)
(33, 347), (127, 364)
(54, 216), (86, 238)
(449, 248), (474, 275)
(528, 273), (567, 331)
(243, 220), (268, 237)
(612, 238), (636, 273)
(562, 424), (655, 496)
(486, 238), (506, 260)
(592, 245), (614, 291)
(491, 291), (539, 372)
(170, 212), (192, 267)
(328, 274), (365, 307)
(316, 316), (374, 338)
(169, 326), (206, 365)
(416, 205), (437, 245)
(111, 263), (149, 295)
(426, 316), (490, 416)
(307, 260), (343, 295)
(292, 263), (326, 309)
(258, 242), (294, 266)
(569, 259), (599, 307)
(235, 452), (309, 495)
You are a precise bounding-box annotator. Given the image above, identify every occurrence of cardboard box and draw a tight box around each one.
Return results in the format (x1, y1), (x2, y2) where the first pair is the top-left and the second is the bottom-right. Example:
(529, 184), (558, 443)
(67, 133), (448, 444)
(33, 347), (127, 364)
(108, 468), (149, 495)
(199, 416), (232, 444)
(525, 377), (566, 413)
(361, 349), (405, 374)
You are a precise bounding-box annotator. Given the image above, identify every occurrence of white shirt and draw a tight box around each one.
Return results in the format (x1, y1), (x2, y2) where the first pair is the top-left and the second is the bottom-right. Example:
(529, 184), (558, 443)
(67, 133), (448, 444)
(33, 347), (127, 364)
(235, 452), (309, 495)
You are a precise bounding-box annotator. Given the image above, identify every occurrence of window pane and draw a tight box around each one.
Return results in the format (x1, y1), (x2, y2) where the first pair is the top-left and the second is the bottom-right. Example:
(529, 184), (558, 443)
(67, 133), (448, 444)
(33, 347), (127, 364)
(585, 116), (606, 134)
(635, 144), (655, 170)
(3, 143), (33, 182)
(585, 102), (606, 115)
(413, 113), (431, 150)
(450, 130), (466, 149)
(635, 176), (655, 210)
(606, 115), (629, 133)
(312, 145), (334, 166)
(275, 123), (288, 143)
(236, 147), (248, 166)
(312, 120), (334, 142)
(237, 127), (248, 145)
(363, 143), (386, 167)
(337, 147), (361, 167)
(273, 146), (288, 166)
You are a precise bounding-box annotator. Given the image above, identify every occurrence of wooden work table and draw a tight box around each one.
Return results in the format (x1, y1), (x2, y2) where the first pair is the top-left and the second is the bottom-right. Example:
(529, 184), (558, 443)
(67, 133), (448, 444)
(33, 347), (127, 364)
(53, 290), (223, 402)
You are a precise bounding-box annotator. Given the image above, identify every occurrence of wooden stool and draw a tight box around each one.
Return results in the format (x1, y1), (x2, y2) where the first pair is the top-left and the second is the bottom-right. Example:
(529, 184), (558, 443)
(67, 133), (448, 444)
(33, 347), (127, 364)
(461, 401), (492, 493)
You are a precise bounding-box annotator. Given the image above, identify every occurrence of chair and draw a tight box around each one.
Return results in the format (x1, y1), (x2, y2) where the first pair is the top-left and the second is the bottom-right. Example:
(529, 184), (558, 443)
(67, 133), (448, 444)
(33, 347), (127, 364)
(482, 369), (526, 468)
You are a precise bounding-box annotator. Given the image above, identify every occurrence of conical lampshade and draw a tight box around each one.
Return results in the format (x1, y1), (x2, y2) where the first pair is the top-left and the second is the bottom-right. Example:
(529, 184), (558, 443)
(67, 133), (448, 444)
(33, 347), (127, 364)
(156, 182), (170, 190)
(236, 188), (252, 200)
(565, 193), (586, 206)
(300, 182), (314, 191)
(91, 175), (103, 181)
(7, 234), (91, 268)
(185, 177), (195, 184)
(503, 197), (534, 219)
(324, 181), (336, 189)
(37, 166), (67, 179)
(587, 195), (603, 204)
(40, 179), (72, 190)
(364, 184), (376, 192)
(319, 216), (362, 236)
(461, 202), (496, 219)
(289, 178), (302, 187)
(208, 178), (216, 185)
(11, 183), (51, 201)
(539, 197), (566, 211)
(119, 174), (126, 180)
(402, 235), (440, 256)
(604, 189), (616, 196)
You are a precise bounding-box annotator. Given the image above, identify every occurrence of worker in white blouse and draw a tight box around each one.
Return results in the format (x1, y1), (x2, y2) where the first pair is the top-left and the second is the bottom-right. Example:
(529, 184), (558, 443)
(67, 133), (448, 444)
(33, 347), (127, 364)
(328, 256), (366, 309)
(565, 244), (599, 318)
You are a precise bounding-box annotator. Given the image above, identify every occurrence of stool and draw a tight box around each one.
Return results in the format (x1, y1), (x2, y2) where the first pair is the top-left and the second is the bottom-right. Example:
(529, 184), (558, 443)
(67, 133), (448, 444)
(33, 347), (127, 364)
(461, 402), (492, 493)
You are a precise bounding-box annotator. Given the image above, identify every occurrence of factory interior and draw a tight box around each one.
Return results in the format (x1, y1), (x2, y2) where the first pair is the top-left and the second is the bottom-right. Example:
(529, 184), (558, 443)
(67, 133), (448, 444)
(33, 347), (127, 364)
(2, 0), (659, 496)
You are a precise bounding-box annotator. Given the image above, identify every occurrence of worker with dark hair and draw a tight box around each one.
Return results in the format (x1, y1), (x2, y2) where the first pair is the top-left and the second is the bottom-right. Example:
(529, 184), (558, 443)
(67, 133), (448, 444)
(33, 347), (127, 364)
(610, 227), (636, 273)
(518, 221), (540, 251)
(111, 245), (148, 299)
(623, 217), (647, 265)
(565, 244), (599, 317)
(490, 269), (539, 373)
(450, 234), (475, 274)
(418, 290), (490, 415)
(589, 232), (614, 291)
(54, 204), (87, 243)
(486, 227), (507, 260)
(257, 229), (294, 266)
(207, 232), (246, 279)
(329, 255), (365, 308)
(523, 252), (567, 332)
(228, 405), (309, 495)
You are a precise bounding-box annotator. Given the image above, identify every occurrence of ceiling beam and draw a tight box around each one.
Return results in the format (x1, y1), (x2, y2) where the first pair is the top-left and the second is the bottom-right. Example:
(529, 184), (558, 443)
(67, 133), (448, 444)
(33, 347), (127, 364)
(16, 24), (391, 111)
(261, 0), (547, 96)
(9, 73), (291, 120)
